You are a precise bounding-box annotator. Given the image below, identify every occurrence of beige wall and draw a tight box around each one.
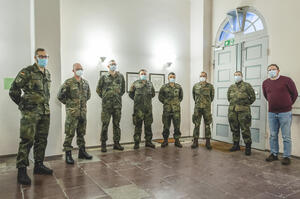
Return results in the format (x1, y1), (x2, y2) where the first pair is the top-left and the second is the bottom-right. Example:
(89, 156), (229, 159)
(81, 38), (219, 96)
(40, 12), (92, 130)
(60, 0), (191, 147)
(212, 0), (300, 156)
(190, 0), (213, 138)
(35, 0), (62, 156)
(0, 0), (32, 156)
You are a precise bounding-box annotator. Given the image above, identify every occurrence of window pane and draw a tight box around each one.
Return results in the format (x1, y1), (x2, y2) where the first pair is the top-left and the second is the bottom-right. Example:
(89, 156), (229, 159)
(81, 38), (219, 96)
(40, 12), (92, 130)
(219, 31), (234, 41)
(223, 22), (231, 32)
(244, 25), (255, 34)
(254, 19), (264, 31)
(244, 21), (251, 30)
(246, 12), (258, 22)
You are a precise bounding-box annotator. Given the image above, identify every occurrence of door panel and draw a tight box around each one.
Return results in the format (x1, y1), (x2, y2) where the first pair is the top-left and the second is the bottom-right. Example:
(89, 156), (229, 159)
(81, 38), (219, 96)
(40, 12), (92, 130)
(212, 45), (236, 143)
(241, 38), (268, 150)
(212, 37), (268, 150)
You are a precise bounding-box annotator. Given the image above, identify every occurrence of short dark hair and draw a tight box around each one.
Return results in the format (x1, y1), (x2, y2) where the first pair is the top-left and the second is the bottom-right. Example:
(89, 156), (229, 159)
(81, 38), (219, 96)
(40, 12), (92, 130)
(35, 48), (45, 56)
(168, 72), (175, 76)
(139, 69), (147, 73)
(200, 71), (207, 77)
(267, 64), (279, 70)
(234, 71), (243, 76)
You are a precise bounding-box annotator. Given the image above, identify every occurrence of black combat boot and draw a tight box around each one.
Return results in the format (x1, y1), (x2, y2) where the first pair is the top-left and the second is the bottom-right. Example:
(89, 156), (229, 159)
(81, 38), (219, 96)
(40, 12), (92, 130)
(245, 143), (251, 156)
(133, 142), (140, 149)
(113, 142), (124, 151)
(265, 154), (278, 162)
(101, 141), (107, 152)
(175, 139), (183, 148)
(65, 151), (74, 164)
(281, 157), (291, 165)
(34, 162), (53, 175)
(205, 138), (212, 150)
(17, 167), (31, 185)
(161, 138), (168, 148)
(145, 141), (156, 148)
(78, 147), (93, 159)
(191, 138), (199, 149)
(229, 142), (240, 152)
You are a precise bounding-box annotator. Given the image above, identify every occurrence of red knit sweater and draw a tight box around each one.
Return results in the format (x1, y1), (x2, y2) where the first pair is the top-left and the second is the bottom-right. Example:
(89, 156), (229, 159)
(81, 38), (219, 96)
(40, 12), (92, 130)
(262, 75), (298, 113)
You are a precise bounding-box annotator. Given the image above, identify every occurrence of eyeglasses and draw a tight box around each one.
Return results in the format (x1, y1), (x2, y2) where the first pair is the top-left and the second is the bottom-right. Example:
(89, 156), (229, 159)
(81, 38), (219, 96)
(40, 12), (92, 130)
(37, 55), (49, 59)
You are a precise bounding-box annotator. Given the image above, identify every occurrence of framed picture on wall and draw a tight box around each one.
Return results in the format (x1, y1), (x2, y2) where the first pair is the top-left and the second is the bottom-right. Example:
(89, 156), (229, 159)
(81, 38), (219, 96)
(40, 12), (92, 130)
(149, 73), (165, 92)
(126, 72), (140, 92)
(100, 70), (109, 77)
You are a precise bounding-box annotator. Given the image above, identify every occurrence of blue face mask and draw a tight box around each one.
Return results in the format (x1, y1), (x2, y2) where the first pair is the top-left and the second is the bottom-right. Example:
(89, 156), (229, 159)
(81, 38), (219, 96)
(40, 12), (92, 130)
(37, 58), (48, 67)
(140, 75), (147, 81)
(234, 75), (242, 83)
(268, 70), (277, 78)
(109, 64), (117, 71)
(199, 77), (206, 82)
(169, 78), (175, 83)
(75, 70), (83, 77)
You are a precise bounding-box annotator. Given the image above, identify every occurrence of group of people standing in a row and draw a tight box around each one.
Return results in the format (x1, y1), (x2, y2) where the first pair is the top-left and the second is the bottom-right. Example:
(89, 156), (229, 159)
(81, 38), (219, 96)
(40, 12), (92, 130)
(9, 48), (298, 186)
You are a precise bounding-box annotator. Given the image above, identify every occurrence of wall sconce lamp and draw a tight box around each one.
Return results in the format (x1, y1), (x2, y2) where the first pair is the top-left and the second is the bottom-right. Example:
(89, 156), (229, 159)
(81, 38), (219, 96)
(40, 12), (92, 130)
(166, 62), (172, 67)
(100, 57), (106, 63)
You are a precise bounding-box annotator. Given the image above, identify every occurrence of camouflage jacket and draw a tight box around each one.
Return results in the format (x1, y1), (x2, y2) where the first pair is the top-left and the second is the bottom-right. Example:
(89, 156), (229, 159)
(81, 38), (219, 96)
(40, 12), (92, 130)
(158, 83), (183, 113)
(129, 80), (155, 111)
(57, 77), (91, 117)
(193, 82), (214, 108)
(96, 72), (125, 109)
(9, 63), (51, 114)
(227, 81), (256, 111)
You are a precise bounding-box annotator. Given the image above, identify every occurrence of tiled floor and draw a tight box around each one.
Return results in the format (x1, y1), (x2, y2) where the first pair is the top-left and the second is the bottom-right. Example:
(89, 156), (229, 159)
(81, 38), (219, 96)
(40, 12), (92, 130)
(1, 139), (300, 199)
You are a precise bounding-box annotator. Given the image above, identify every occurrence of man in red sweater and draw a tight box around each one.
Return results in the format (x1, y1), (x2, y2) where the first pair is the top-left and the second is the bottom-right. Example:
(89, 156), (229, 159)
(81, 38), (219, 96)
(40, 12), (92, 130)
(263, 64), (298, 165)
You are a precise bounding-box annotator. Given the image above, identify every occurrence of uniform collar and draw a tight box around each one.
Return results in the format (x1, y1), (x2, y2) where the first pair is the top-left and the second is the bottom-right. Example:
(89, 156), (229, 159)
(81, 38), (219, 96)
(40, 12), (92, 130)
(72, 76), (83, 83)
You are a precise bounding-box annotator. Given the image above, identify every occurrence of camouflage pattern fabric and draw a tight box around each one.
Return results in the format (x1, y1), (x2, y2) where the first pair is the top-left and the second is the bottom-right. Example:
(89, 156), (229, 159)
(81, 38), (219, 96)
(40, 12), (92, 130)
(158, 83), (183, 139)
(9, 63), (51, 168)
(96, 72), (125, 142)
(57, 77), (91, 151)
(129, 80), (155, 143)
(192, 82), (214, 139)
(227, 81), (256, 144)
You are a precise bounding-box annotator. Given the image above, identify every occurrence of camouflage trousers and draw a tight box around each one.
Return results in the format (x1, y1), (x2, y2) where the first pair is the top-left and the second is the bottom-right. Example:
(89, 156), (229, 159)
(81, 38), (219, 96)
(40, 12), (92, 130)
(63, 113), (86, 151)
(16, 111), (50, 168)
(192, 107), (212, 139)
(228, 109), (252, 144)
(162, 111), (181, 140)
(101, 107), (121, 142)
(133, 109), (153, 143)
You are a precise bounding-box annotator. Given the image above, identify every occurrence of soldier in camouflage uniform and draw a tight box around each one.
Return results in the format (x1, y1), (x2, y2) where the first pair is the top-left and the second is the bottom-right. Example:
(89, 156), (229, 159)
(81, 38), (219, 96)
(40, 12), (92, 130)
(158, 72), (183, 148)
(96, 60), (125, 152)
(129, 69), (156, 149)
(227, 71), (256, 156)
(9, 48), (53, 185)
(57, 63), (93, 164)
(191, 72), (215, 150)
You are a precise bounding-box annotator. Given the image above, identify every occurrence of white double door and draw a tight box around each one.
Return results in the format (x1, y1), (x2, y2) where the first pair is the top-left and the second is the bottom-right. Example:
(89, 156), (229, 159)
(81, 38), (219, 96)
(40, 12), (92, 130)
(212, 37), (268, 150)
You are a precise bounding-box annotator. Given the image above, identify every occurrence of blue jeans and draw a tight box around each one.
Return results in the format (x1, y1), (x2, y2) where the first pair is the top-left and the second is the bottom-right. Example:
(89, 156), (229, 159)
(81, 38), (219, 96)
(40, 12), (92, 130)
(268, 111), (292, 158)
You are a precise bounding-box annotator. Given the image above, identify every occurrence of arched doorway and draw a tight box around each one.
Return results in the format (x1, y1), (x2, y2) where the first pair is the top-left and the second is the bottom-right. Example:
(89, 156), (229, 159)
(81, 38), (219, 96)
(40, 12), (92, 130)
(212, 6), (268, 150)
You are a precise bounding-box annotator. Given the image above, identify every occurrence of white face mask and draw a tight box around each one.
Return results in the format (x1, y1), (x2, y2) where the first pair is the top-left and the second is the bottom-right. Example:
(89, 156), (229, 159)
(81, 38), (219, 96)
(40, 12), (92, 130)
(200, 77), (206, 82)
(234, 75), (242, 83)
(75, 70), (83, 77)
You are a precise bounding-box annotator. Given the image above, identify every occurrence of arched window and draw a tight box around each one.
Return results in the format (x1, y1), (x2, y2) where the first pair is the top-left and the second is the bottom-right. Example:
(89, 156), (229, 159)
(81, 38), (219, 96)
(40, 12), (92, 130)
(218, 7), (266, 42)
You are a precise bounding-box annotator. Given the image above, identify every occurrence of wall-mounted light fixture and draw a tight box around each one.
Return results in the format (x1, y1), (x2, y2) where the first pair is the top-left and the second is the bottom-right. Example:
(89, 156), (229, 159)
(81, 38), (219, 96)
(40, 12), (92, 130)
(166, 62), (172, 67)
(100, 57), (106, 63)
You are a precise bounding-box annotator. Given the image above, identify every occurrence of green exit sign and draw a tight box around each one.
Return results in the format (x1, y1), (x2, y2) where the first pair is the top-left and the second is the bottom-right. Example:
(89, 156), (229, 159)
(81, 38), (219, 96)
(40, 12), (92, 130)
(224, 39), (234, 47)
